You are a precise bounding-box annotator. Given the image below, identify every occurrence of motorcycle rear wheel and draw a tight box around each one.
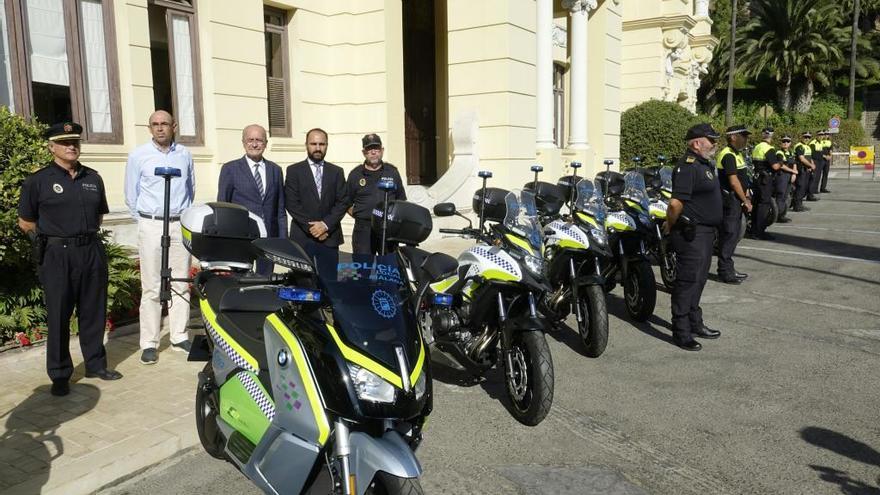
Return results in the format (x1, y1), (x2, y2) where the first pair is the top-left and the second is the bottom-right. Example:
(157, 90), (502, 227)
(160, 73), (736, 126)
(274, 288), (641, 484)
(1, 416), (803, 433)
(504, 331), (554, 426)
(624, 260), (656, 322)
(577, 285), (608, 358)
(196, 363), (227, 460)
(660, 251), (677, 290)
(366, 472), (424, 495)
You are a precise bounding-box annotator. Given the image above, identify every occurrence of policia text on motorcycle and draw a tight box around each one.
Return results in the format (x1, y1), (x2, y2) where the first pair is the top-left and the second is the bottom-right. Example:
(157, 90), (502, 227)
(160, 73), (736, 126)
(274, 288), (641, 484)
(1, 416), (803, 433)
(747, 127), (783, 241)
(16, 122), (123, 397)
(715, 125), (752, 285)
(345, 133), (407, 254)
(663, 123), (723, 352)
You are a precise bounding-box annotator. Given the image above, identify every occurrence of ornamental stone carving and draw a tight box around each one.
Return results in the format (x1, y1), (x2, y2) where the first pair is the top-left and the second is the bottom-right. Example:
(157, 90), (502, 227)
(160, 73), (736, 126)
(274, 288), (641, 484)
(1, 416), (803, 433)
(552, 24), (567, 48)
(562, 0), (597, 13)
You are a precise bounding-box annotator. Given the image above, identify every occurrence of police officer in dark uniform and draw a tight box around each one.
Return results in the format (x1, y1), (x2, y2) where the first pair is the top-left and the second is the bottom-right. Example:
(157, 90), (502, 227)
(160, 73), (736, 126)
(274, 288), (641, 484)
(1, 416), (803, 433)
(773, 135), (798, 223)
(17, 122), (123, 396)
(346, 133), (406, 254)
(747, 127), (783, 240)
(664, 123), (723, 351)
(715, 125), (752, 284)
(791, 132), (815, 212)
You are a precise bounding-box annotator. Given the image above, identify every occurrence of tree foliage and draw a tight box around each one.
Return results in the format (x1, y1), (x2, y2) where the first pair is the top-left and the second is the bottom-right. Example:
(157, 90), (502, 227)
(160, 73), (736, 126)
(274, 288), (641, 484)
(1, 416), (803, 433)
(620, 100), (702, 167)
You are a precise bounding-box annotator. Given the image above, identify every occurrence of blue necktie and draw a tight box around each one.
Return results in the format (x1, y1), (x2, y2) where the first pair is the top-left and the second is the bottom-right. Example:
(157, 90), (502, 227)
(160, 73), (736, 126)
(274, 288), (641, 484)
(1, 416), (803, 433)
(253, 164), (264, 198)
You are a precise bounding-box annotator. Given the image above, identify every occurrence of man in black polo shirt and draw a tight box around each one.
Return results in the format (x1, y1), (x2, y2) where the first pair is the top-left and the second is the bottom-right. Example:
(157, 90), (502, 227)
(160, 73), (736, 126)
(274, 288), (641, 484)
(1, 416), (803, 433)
(664, 123), (723, 351)
(345, 133), (406, 254)
(715, 125), (752, 284)
(747, 127), (783, 240)
(17, 122), (123, 396)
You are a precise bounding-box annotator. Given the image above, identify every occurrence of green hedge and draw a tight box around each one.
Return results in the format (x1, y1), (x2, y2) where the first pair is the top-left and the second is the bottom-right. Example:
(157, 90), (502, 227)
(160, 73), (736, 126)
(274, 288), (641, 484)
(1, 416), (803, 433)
(0, 107), (140, 346)
(620, 100), (702, 168)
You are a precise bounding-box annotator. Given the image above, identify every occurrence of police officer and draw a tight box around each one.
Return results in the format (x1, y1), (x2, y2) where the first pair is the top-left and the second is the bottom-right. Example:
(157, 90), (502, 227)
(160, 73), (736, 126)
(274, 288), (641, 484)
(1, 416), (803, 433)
(807, 131), (823, 201)
(773, 135), (798, 223)
(715, 125), (752, 284)
(747, 127), (783, 240)
(819, 130), (833, 193)
(17, 122), (123, 397)
(791, 132), (815, 212)
(346, 133), (406, 254)
(664, 123), (723, 351)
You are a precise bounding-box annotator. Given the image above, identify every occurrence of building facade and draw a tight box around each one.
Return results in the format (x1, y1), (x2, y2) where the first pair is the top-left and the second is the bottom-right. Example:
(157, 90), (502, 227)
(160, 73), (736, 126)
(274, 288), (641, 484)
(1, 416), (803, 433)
(0, 0), (713, 245)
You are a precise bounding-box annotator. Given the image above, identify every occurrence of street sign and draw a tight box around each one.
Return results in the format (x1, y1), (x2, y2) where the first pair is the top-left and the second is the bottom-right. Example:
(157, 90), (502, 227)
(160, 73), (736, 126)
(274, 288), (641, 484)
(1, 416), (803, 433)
(850, 146), (874, 165)
(828, 116), (841, 134)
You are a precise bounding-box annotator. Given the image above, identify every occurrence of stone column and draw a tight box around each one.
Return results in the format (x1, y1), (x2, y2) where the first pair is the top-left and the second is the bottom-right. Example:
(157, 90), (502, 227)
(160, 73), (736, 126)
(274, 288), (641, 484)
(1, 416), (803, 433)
(536, 0), (555, 148)
(694, 0), (710, 18)
(563, 0), (596, 149)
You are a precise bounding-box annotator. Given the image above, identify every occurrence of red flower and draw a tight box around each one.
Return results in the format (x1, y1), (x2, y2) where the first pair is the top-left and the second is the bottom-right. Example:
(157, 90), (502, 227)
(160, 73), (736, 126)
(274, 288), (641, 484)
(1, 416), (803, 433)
(105, 318), (115, 332)
(15, 332), (31, 347)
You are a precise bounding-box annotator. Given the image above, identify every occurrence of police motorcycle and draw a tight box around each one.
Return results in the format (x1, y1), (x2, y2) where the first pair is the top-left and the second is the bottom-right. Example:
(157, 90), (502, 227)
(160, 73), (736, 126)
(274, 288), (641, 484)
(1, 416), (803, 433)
(594, 160), (658, 322)
(395, 171), (555, 426)
(636, 161), (677, 290)
(523, 163), (610, 358)
(155, 168), (431, 494)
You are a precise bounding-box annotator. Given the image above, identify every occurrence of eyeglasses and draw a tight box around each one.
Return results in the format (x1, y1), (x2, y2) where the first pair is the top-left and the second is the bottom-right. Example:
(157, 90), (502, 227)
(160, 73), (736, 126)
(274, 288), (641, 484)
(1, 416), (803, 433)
(245, 138), (266, 144)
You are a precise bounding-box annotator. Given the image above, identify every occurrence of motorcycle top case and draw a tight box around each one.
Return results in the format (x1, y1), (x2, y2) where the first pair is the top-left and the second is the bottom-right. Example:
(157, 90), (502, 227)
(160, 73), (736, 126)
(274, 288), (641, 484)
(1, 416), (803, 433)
(371, 200), (432, 246)
(472, 187), (510, 222)
(181, 202), (267, 265)
(524, 181), (565, 217)
(595, 171), (625, 197)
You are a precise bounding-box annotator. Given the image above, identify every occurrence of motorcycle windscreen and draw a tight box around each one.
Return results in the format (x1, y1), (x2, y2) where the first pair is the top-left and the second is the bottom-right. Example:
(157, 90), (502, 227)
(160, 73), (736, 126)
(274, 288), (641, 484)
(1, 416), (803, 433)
(623, 171), (651, 212)
(318, 253), (421, 376)
(574, 179), (607, 224)
(503, 189), (543, 251)
(660, 166), (673, 192)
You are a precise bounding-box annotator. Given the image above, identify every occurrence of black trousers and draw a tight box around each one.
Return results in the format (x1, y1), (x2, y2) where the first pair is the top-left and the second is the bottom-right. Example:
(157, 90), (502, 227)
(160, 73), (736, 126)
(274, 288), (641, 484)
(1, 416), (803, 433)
(352, 219), (396, 255)
(38, 239), (108, 381)
(807, 162), (820, 195)
(793, 165), (809, 207)
(820, 156), (831, 191)
(774, 171), (792, 218)
(751, 172), (774, 234)
(671, 226), (714, 342)
(717, 193), (741, 276)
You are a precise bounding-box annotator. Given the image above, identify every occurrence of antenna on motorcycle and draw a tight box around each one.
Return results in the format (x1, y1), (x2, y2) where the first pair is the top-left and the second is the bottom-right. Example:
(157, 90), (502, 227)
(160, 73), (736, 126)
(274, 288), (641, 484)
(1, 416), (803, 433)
(632, 156), (643, 168)
(601, 160), (614, 196)
(657, 154), (667, 165)
(477, 170), (493, 234)
(603, 159), (613, 174)
(378, 179), (396, 256)
(569, 161), (582, 213)
(530, 164), (543, 190)
(155, 166), (181, 312)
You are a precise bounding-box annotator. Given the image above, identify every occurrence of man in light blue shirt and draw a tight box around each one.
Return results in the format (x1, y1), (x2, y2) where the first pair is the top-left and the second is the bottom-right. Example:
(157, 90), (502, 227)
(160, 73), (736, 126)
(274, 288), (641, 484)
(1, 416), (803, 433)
(124, 110), (195, 365)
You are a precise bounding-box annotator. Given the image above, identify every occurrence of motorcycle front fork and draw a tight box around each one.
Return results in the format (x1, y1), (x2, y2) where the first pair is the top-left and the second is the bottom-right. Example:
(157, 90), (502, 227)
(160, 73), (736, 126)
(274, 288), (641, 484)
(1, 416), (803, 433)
(334, 420), (354, 495)
(655, 223), (672, 272)
(501, 291), (537, 380)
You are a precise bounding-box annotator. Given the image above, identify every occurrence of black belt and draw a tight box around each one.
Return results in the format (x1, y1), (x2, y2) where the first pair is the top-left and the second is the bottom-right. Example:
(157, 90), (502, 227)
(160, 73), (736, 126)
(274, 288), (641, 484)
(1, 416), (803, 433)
(44, 234), (97, 246)
(139, 212), (180, 221)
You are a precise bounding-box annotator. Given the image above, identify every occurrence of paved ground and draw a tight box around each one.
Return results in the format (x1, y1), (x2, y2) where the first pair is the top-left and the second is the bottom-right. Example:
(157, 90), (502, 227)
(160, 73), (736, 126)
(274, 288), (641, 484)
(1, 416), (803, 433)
(1, 177), (878, 495)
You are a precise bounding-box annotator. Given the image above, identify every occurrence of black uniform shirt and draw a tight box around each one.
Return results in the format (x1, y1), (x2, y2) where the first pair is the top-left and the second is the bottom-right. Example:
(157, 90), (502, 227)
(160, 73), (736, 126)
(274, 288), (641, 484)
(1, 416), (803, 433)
(346, 162), (406, 220)
(672, 150), (722, 227)
(795, 143), (810, 165)
(18, 162), (109, 236)
(718, 152), (746, 192)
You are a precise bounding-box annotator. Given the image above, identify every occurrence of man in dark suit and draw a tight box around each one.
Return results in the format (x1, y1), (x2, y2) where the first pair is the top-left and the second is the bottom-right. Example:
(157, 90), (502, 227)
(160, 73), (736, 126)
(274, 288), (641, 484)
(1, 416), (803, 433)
(218, 124), (286, 275)
(285, 128), (348, 265)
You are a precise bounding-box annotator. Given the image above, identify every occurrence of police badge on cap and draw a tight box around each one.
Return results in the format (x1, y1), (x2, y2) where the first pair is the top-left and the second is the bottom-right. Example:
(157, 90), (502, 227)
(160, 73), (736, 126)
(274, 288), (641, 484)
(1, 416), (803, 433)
(45, 121), (83, 141)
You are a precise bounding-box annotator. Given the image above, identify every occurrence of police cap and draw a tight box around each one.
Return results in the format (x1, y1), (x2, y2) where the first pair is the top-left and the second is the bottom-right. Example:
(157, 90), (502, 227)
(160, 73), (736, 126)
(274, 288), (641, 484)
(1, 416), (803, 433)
(781, 135), (792, 142)
(685, 123), (720, 141)
(725, 125), (751, 136)
(762, 126), (774, 135)
(45, 121), (83, 141)
(362, 133), (382, 150)
(802, 131), (812, 138)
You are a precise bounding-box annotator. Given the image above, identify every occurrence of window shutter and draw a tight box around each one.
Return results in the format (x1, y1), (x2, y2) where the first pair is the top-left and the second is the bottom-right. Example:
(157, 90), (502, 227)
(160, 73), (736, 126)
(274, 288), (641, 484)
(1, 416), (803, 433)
(267, 76), (286, 131)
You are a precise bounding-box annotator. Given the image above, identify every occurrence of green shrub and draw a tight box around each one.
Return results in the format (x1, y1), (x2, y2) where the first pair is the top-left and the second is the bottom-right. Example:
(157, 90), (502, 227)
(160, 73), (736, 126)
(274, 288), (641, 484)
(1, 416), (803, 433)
(0, 107), (140, 346)
(620, 100), (703, 168)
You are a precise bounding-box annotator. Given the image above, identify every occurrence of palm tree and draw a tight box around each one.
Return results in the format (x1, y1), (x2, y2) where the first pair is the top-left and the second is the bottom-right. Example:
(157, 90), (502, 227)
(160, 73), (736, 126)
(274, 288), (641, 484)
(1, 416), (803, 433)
(739, 0), (847, 112)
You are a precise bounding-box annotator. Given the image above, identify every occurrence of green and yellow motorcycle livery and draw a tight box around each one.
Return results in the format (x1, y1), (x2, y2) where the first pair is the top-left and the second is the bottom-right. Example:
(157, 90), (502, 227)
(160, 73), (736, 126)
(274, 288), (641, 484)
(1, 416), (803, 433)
(594, 161), (658, 322)
(396, 171), (555, 426)
(524, 163), (611, 358)
(181, 202), (431, 495)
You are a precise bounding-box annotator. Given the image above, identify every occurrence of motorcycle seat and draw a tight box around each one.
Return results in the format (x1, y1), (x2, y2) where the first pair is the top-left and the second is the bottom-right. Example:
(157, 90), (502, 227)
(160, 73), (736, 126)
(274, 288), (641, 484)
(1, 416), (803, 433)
(398, 246), (458, 285)
(202, 276), (272, 371)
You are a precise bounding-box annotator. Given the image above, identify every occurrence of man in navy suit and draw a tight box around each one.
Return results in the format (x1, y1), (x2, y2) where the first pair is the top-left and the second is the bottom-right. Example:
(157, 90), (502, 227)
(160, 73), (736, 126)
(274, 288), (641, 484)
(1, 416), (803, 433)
(285, 128), (348, 264)
(218, 124), (286, 275)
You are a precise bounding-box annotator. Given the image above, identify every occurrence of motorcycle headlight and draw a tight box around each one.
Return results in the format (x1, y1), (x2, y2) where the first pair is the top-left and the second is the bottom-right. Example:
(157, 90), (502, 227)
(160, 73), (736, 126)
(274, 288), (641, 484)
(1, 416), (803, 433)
(590, 228), (607, 246)
(348, 364), (396, 403)
(414, 371), (427, 400)
(523, 254), (545, 276)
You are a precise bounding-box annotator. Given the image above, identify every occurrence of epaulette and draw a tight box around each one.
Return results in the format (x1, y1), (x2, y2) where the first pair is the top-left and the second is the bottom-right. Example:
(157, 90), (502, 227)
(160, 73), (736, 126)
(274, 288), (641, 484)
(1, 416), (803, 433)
(686, 156), (696, 163)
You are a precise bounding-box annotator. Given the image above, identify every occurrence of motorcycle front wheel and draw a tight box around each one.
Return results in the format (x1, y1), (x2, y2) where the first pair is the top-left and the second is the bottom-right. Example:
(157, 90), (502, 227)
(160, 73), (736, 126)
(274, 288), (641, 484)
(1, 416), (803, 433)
(660, 250), (677, 290)
(366, 472), (424, 495)
(623, 260), (656, 322)
(577, 285), (608, 358)
(196, 363), (227, 460)
(504, 330), (554, 426)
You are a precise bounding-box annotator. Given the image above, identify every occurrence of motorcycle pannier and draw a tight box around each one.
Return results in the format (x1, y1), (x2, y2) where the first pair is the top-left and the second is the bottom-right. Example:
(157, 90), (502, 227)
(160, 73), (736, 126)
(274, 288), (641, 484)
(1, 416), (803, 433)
(180, 202), (266, 265)
(472, 187), (510, 222)
(372, 200), (432, 246)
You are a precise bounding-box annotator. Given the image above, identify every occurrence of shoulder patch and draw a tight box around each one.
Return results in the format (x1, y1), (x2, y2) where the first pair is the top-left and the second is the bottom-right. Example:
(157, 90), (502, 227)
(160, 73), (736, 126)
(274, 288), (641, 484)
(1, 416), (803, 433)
(686, 156), (696, 163)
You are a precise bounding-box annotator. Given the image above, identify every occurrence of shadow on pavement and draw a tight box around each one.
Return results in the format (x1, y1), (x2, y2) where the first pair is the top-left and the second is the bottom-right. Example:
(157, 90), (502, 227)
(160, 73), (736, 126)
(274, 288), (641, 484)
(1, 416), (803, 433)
(0, 384), (101, 492)
(801, 426), (880, 495)
(736, 254), (880, 287)
(753, 232), (880, 263)
(606, 294), (675, 346)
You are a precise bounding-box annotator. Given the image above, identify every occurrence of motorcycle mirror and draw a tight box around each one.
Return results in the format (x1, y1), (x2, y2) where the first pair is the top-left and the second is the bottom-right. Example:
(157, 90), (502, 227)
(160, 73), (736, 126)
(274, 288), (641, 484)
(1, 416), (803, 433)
(433, 203), (457, 217)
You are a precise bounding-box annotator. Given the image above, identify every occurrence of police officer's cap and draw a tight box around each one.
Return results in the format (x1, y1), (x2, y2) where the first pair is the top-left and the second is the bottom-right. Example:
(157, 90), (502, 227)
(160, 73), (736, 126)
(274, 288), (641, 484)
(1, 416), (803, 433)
(762, 126), (775, 135)
(802, 131), (812, 138)
(684, 123), (720, 141)
(362, 133), (383, 150)
(45, 121), (83, 141)
(725, 125), (751, 136)
(781, 135), (792, 142)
